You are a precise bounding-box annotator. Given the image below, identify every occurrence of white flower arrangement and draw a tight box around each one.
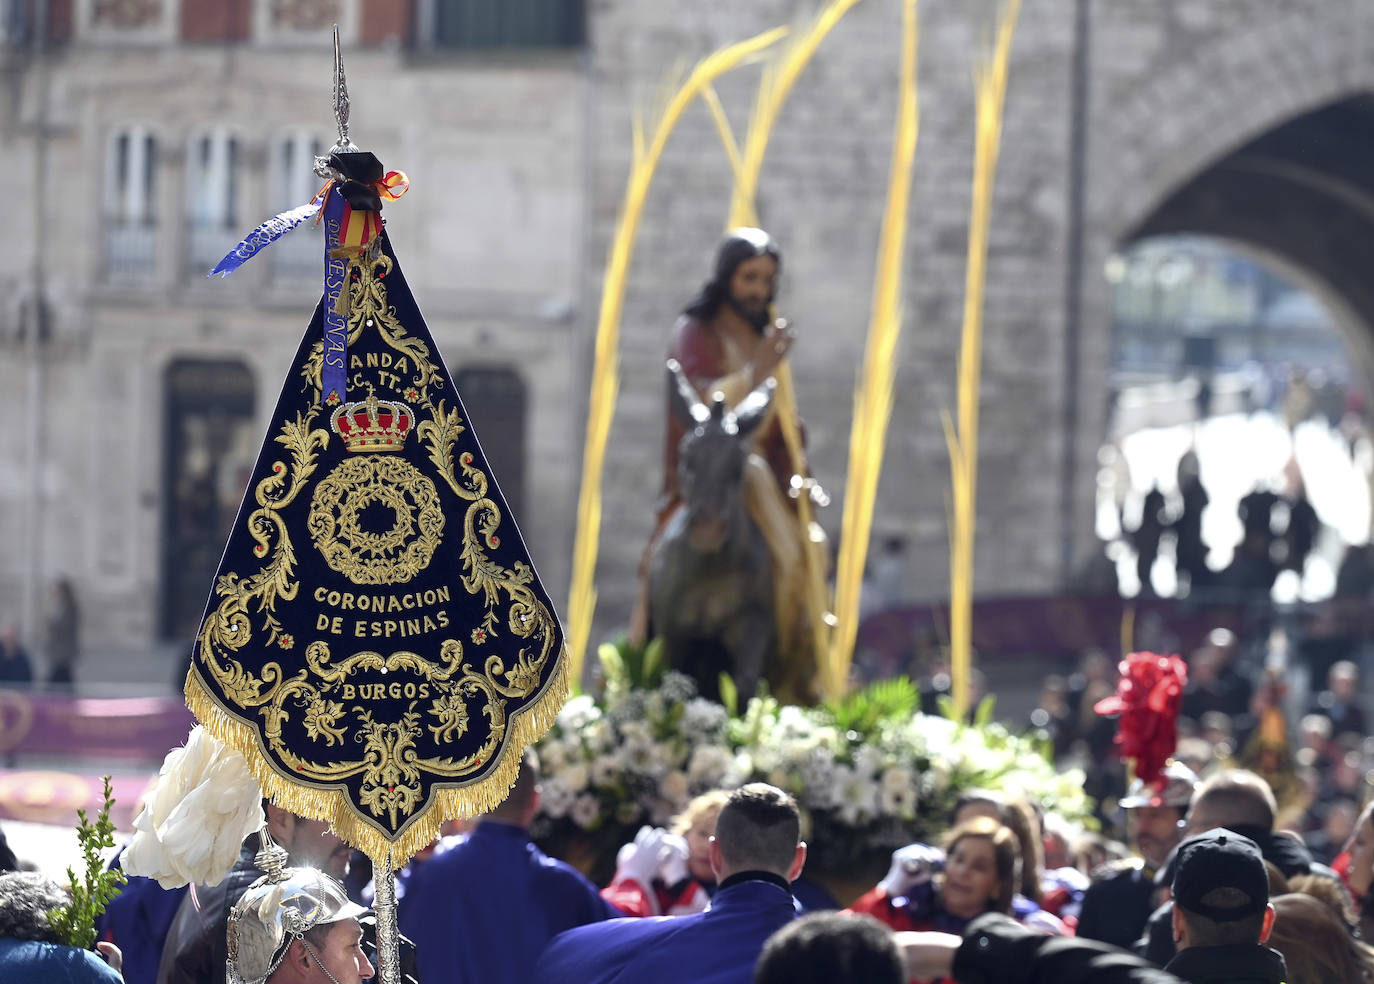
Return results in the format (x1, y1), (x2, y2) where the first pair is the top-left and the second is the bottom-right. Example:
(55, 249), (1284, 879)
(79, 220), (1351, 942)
(532, 657), (1094, 877)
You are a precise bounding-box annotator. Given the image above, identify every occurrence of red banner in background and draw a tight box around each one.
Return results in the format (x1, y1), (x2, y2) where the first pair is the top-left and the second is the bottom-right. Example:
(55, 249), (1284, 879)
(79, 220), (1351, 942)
(0, 690), (194, 760)
(0, 689), (193, 830)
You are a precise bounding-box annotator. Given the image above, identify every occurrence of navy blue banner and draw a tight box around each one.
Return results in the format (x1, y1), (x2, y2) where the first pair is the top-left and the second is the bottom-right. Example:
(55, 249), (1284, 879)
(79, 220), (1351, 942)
(185, 232), (568, 863)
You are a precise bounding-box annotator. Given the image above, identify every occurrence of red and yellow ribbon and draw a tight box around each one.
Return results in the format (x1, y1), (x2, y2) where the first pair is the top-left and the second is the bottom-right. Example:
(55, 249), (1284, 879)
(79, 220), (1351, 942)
(315, 170), (410, 254)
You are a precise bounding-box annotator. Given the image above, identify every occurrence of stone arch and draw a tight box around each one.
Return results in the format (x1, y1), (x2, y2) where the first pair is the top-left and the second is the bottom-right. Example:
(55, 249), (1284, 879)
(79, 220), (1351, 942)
(1084, 7), (1374, 376)
(1090, 5), (1374, 240)
(1128, 95), (1374, 379)
(1060, 7), (1374, 578)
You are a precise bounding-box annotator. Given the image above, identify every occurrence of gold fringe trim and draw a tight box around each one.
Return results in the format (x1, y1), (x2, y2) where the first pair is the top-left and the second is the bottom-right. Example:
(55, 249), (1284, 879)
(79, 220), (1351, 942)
(184, 644), (570, 868)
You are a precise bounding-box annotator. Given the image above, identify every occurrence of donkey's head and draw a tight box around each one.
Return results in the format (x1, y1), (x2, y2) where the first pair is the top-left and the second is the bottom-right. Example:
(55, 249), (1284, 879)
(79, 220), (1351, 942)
(667, 359), (775, 551)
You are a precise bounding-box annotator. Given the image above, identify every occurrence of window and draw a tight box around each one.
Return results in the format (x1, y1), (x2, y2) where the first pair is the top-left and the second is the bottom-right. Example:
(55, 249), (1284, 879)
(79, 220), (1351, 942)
(104, 126), (158, 277)
(186, 129), (240, 273)
(454, 367), (526, 518)
(270, 132), (326, 281)
(419, 0), (584, 50)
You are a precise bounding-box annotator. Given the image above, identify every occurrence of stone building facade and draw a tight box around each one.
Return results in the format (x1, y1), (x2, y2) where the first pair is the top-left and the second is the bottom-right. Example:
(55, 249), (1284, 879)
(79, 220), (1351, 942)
(2, 0), (1373, 682)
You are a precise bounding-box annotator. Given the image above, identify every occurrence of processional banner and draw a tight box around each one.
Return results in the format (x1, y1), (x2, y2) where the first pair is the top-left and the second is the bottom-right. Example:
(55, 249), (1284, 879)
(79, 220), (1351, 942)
(187, 227), (567, 865)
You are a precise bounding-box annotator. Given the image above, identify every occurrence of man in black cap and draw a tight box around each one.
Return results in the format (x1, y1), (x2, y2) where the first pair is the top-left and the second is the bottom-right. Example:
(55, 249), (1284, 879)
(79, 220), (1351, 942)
(1077, 760), (1198, 949)
(1137, 767), (1336, 966)
(1162, 828), (1286, 984)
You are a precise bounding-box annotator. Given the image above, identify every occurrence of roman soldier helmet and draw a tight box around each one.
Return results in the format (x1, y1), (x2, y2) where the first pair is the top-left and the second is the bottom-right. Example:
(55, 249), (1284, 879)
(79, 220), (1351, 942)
(227, 838), (368, 984)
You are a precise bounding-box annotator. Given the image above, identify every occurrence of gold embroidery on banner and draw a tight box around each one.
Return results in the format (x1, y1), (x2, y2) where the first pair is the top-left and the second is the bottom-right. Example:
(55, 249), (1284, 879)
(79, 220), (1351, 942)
(192, 248), (566, 862)
(203, 407), (330, 704)
(417, 404), (488, 502)
(309, 455), (444, 584)
(249, 637), (533, 830)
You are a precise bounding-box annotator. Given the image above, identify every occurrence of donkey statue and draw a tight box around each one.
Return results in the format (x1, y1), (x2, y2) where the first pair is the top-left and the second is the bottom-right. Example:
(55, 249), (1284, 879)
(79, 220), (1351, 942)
(649, 359), (776, 702)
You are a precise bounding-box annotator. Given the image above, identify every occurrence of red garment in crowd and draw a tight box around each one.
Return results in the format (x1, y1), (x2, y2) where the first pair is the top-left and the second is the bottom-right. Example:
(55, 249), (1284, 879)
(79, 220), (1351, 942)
(847, 886), (958, 984)
(602, 875), (710, 918)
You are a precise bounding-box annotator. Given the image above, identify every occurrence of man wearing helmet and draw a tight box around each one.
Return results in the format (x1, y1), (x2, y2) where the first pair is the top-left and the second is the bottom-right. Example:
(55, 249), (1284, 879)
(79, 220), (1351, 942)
(227, 862), (373, 984)
(637, 228), (826, 704)
(1076, 760), (1197, 949)
(159, 803), (356, 984)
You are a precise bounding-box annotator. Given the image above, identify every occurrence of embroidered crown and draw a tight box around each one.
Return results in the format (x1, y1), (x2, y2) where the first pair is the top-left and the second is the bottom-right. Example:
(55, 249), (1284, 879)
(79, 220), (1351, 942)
(330, 393), (413, 452)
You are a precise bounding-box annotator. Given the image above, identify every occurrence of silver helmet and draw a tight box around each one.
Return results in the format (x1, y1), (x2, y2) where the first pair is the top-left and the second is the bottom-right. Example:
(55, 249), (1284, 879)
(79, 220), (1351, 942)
(226, 837), (367, 984)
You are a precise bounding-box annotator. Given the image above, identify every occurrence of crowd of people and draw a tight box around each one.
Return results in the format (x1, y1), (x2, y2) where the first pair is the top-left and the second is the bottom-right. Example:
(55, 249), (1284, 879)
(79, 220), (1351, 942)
(1, 727), (1374, 983)
(1125, 457), (1323, 600)
(1029, 622), (1372, 859)
(1, 586), (1373, 984)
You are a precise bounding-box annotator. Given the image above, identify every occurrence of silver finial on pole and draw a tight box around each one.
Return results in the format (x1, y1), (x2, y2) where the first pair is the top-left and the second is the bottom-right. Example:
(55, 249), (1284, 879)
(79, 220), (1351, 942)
(330, 23), (358, 154)
(317, 24), (358, 176)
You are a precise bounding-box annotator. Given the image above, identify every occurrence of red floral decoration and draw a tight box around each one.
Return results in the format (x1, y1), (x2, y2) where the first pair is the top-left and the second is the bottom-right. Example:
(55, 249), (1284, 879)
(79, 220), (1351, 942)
(1093, 651), (1188, 788)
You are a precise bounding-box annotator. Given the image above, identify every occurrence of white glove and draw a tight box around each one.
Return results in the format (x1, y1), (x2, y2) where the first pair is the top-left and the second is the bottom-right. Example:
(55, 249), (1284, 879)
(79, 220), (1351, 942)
(614, 826), (687, 887)
(658, 833), (690, 885)
(879, 843), (944, 898)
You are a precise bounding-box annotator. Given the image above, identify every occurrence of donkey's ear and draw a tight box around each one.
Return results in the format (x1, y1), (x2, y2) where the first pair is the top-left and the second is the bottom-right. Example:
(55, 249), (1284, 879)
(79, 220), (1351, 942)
(667, 359), (711, 427)
(734, 376), (776, 439)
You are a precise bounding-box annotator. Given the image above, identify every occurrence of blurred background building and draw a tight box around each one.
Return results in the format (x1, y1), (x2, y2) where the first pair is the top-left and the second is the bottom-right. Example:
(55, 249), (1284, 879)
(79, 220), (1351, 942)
(3, 0), (1374, 692)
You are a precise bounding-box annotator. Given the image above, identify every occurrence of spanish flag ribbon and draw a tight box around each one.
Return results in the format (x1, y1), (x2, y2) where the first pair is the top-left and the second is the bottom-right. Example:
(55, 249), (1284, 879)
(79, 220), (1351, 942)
(329, 170), (410, 254)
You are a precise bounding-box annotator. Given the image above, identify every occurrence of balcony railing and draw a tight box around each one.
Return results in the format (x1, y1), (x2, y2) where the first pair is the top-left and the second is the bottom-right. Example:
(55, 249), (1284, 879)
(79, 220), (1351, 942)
(104, 221), (157, 278)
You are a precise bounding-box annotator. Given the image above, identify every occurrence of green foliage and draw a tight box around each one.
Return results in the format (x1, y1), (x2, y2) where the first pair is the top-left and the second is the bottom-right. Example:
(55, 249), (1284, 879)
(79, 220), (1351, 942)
(825, 676), (918, 738)
(596, 643), (624, 690)
(47, 777), (125, 950)
(934, 692), (997, 728)
(717, 673), (739, 718)
(596, 637), (666, 696)
(973, 694), (997, 728)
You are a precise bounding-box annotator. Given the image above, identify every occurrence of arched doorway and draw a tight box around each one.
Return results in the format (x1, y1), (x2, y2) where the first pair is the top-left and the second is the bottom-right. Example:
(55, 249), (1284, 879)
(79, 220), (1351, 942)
(160, 359), (257, 641)
(1098, 234), (1367, 604)
(455, 367), (527, 520)
(1091, 91), (1374, 606)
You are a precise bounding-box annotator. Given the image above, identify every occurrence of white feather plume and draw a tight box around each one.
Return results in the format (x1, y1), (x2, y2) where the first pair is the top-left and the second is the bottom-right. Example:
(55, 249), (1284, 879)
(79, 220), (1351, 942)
(123, 726), (265, 889)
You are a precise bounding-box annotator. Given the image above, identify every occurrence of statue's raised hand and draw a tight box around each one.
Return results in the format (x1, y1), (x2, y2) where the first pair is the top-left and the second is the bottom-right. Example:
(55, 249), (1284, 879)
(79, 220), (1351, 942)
(751, 319), (794, 387)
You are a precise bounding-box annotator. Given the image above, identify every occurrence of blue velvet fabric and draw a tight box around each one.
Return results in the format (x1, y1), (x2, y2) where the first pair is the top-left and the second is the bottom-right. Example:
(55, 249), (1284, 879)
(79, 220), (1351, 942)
(533, 876), (799, 984)
(95, 869), (186, 984)
(398, 821), (617, 984)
